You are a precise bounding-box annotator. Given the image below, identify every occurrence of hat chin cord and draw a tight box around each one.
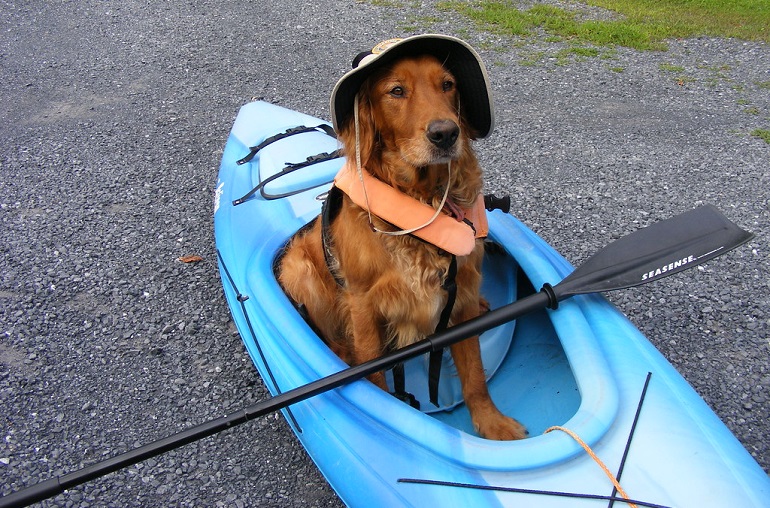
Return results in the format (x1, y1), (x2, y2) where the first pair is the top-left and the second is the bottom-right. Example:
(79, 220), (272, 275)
(352, 93), (452, 237)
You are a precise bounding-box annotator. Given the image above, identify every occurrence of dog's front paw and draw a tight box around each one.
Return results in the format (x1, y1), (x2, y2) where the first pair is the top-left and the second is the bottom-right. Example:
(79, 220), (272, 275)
(475, 413), (528, 441)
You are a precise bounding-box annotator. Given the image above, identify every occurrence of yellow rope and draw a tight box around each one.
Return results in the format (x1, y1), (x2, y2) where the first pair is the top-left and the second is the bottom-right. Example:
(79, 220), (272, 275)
(544, 426), (637, 508)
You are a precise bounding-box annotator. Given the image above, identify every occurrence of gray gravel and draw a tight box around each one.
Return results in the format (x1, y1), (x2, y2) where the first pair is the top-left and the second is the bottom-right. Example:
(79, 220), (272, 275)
(1, 1), (768, 506)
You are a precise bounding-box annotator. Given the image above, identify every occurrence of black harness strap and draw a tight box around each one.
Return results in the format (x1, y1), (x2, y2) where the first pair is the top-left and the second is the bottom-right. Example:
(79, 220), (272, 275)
(391, 362), (420, 409)
(321, 186), (346, 288)
(428, 254), (458, 407)
(237, 124), (337, 165)
(321, 186), (459, 408)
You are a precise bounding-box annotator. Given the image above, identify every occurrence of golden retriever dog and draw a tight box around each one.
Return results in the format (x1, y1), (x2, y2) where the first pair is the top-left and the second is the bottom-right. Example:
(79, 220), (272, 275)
(278, 44), (526, 440)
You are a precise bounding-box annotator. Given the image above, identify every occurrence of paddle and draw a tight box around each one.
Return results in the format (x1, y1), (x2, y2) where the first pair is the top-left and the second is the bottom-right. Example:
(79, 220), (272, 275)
(0, 204), (753, 508)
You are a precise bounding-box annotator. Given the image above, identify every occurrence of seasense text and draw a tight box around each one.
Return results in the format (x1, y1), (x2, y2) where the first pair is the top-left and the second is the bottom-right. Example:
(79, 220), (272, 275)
(641, 255), (696, 281)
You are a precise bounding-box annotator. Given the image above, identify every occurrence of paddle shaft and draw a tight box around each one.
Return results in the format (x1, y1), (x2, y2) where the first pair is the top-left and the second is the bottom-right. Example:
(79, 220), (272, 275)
(0, 205), (753, 508)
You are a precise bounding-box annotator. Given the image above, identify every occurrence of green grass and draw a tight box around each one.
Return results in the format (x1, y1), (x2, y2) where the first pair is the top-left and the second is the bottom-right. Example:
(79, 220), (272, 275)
(438, 0), (770, 50)
(659, 63), (685, 73)
(588, 0), (770, 42)
(368, 0), (404, 6)
(751, 129), (770, 144)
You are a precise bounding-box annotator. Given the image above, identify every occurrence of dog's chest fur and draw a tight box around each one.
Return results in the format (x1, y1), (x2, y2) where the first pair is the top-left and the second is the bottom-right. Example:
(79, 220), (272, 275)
(355, 215), (459, 348)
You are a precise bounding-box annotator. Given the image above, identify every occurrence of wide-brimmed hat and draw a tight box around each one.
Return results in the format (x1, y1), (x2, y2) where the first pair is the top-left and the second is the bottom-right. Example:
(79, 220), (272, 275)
(330, 34), (494, 138)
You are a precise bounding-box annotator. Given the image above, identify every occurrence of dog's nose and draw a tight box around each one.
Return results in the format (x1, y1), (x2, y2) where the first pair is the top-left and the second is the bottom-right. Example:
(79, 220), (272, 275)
(427, 120), (460, 150)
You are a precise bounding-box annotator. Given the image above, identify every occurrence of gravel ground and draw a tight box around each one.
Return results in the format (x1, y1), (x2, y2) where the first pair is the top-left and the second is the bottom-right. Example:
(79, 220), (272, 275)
(1, 1), (768, 506)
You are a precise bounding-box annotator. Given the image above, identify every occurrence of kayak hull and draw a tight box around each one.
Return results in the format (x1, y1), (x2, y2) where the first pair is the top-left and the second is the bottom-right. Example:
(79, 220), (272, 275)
(214, 101), (770, 507)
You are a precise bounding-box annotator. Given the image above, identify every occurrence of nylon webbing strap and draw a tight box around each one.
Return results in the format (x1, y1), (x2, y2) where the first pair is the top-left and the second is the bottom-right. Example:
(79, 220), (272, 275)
(429, 255), (458, 407)
(320, 186), (346, 287)
(391, 363), (420, 409)
(237, 124), (336, 165)
(232, 149), (342, 205)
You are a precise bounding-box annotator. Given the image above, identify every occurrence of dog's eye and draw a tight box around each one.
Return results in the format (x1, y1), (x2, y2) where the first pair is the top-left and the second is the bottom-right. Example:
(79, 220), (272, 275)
(442, 80), (455, 92)
(389, 86), (405, 97)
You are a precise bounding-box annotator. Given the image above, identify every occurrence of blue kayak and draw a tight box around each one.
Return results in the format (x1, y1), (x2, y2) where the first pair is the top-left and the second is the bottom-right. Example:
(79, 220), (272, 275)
(214, 101), (770, 507)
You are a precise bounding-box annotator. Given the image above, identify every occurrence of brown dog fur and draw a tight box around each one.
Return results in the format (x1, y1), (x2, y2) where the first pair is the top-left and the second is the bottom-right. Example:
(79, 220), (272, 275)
(278, 55), (526, 440)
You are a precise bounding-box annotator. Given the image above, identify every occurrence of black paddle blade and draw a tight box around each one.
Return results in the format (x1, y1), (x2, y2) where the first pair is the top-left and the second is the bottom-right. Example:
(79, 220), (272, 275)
(554, 205), (754, 299)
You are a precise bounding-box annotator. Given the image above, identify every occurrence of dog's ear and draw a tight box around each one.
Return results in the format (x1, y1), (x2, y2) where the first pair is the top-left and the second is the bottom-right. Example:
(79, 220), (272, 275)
(338, 88), (377, 169)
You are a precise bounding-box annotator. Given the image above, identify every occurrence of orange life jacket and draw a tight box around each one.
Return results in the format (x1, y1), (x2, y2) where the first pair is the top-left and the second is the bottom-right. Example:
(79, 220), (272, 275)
(333, 161), (488, 256)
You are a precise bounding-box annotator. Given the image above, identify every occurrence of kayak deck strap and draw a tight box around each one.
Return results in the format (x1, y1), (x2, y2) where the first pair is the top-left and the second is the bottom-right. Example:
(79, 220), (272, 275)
(544, 425), (635, 507)
(611, 372), (653, 504)
(395, 478), (671, 508)
(232, 149), (342, 205)
(236, 123), (337, 165)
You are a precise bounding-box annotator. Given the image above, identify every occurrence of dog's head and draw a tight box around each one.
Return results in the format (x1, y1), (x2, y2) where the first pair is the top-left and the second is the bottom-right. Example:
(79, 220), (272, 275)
(339, 54), (482, 206)
(331, 35), (493, 206)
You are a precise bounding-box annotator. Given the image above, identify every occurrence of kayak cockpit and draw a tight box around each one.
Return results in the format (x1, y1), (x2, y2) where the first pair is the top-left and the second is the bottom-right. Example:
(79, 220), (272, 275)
(264, 220), (619, 471)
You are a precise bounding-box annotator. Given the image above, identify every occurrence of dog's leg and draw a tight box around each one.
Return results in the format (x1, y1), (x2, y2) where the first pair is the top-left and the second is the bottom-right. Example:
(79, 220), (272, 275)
(278, 223), (352, 361)
(347, 291), (389, 390)
(450, 333), (528, 440)
(451, 254), (527, 440)
(447, 249), (527, 440)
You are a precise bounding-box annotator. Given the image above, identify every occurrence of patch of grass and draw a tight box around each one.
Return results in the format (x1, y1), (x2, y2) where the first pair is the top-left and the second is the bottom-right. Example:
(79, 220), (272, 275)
(553, 46), (601, 65)
(751, 129), (770, 144)
(600, 48), (618, 60)
(519, 50), (546, 66)
(658, 62), (694, 84)
(439, 2), (666, 50)
(568, 47), (601, 58)
(367, 0), (401, 6)
(659, 63), (685, 73)
(587, 0), (770, 43)
(438, 0), (770, 51)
